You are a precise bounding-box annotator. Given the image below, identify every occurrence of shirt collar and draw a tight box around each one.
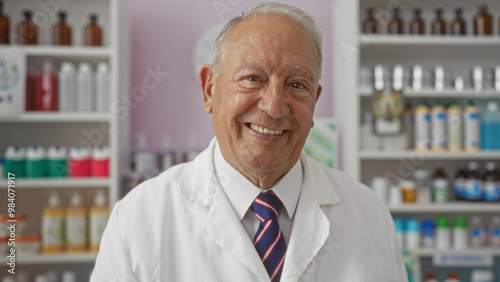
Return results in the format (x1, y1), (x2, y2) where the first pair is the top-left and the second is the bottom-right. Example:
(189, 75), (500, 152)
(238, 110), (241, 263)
(213, 141), (303, 220)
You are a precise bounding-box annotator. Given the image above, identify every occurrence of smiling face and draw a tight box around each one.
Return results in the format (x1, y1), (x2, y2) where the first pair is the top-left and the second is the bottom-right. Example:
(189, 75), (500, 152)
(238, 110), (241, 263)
(200, 15), (322, 189)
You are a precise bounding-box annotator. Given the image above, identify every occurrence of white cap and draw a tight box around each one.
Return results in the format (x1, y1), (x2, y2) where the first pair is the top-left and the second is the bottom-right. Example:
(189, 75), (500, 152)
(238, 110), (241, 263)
(485, 161), (496, 171)
(94, 190), (107, 207)
(26, 146), (47, 160)
(69, 192), (83, 207)
(92, 146), (110, 160)
(69, 146), (91, 160)
(47, 146), (68, 160)
(389, 185), (402, 205)
(48, 192), (61, 208)
(400, 180), (416, 189)
(487, 101), (498, 112)
(97, 62), (108, 73)
(471, 269), (493, 282)
(468, 161), (479, 170)
(60, 62), (76, 73)
(62, 271), (76, 282)
(371, 177), (388, 203)
(5, 146), (26, 160)
(414, 169), (429, 179)
(79, 62), (92, 73)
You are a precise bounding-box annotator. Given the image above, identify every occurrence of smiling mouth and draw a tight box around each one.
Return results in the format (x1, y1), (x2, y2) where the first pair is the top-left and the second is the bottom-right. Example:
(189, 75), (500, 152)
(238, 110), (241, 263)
(246, 123), (285, 137)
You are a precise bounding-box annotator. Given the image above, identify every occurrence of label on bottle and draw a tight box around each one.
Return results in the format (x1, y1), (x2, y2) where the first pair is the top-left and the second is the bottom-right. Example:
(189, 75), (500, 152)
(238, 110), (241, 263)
(90, 209), (109, 250)
(453, 178), (465, 199)
(433, 179), (449, 203)
(483, 181), (500, 201)
(42, 212), (64, 252)
(66, 212), (87, 250)
(465, 111), (480, 151)
(453, 229), (468, 249)
(432, 110), (446, 150)
(415, 111), (431, 150)
(471, 228), (486, 246)
(491, 228), (500, 246)
(463, 179), (483, 200)
(447, 111), (462, 151)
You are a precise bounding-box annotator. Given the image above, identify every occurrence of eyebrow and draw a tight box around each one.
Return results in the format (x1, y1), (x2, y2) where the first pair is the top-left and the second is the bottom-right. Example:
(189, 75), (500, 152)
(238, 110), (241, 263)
(234, 61), (315, 80)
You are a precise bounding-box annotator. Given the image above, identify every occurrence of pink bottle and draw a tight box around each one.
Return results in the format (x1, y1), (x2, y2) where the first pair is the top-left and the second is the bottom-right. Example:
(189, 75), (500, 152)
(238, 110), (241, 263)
(91, 146), (109, 177)
(69, 146), (91, 177)
(35, 61), (58, 111)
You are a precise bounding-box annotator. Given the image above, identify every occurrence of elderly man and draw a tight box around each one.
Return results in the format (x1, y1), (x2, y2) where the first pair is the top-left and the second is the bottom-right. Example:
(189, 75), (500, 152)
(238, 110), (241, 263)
(91, 3), (407, 282)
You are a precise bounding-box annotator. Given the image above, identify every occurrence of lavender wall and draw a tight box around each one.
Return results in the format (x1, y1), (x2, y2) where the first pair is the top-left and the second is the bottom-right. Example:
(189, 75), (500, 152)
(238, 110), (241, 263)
(130, 0), (334, 155)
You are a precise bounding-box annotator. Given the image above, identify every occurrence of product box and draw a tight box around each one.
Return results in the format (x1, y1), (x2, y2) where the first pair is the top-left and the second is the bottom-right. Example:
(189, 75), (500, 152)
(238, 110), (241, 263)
(0, 50), (26, 114)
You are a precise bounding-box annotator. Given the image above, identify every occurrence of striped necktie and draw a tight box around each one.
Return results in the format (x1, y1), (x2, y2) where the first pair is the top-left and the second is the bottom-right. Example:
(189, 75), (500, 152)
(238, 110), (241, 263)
(252, 192), (287, 282)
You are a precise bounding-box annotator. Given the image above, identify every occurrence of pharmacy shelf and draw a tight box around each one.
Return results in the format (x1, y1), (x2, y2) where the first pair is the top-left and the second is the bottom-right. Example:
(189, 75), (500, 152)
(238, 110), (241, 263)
(0, 46), (112, 58)
(359, 88), (500, 98)
(0, 112), (112, 123)
(360, 151), (500, 160)
(2, 252), (96, 265)
(359, 35), (500, 46)
(0, 178), (111, 189)
(416, 248), (500, 257)
(388, 203), (500, 213)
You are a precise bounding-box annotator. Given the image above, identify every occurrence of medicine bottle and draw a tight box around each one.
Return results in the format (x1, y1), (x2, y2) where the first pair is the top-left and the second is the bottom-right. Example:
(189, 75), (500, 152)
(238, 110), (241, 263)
(431, 9), (446, 35)
(363, 8), (378, 34)
(84, 14), (102, 46)
(451, 8), (466, 35)
(388, 7), (403, 35)
(0, 1), (10, 44)
(53, 11), (71, 46)
(17, 10), (37, 45)
(433, 165), (449, 203)
(474, 5), (492, 36)
(409, 9), (424, 35)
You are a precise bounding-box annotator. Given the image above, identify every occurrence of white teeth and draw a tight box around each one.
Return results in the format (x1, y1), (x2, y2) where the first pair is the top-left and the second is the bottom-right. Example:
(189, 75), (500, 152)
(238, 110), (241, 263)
(250, 124), (284, 136)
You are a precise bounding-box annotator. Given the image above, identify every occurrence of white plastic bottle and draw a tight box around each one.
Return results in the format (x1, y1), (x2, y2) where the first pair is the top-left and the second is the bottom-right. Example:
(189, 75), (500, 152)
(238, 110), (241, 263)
(488, 216), (500, 246)
(58, 62), (76, 112)
(452, 216), (468, 250)
(90, 191), (109, 252)
(431, 101), (446, 151)
(42, 192), (65, 253)
(66, 192), (88, 252)
(95, 62), (110, 112)
(414, 101), (431, 151)
(464, 100), (480, 152)
(77, 62), (94, 112)
(447, 101), (462, 152)
(470, 216), (486, 247)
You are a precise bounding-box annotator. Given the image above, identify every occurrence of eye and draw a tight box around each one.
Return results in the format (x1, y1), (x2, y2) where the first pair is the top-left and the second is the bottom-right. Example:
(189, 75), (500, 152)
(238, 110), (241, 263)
(291, 82), (305, 89)
(245, 76), (260, 82)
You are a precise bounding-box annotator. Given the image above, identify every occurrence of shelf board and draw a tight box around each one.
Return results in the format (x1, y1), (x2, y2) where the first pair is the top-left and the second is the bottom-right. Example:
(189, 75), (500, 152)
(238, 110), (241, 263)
(359, 88), (500, 98)
(2, 252), (96, 265)
(0, 112), (112, 123)
(410, 248), (500, 257)
(360, 150), (500, 160)
(0, 178), (111, 189)
(0, 45), (112, 57)
(359, 35), (500, 46)
(389, 203), (500, 213)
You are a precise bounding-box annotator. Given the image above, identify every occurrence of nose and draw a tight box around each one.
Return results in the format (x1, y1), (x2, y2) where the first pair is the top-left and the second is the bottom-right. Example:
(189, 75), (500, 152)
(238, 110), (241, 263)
(258, 82), (290, 118)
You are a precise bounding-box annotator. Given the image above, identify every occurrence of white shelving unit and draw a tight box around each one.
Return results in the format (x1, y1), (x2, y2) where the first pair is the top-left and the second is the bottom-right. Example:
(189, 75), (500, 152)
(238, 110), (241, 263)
(333, 0), (500, 277)
(0, 0), (129, 275)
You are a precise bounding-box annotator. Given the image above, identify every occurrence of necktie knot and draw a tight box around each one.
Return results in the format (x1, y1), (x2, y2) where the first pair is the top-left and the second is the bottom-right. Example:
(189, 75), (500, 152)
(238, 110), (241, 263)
(252, 192), (282, 221)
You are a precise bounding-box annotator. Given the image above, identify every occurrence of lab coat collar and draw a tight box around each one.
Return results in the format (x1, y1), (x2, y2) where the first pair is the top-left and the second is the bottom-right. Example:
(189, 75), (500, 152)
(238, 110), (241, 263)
(177, 138), (343, 281)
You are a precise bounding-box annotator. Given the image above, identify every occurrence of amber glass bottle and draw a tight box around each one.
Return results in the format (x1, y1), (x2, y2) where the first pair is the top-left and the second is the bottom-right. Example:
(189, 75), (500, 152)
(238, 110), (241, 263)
(363, 8), (378, 34)
(474, 5), (492, 36)
(18, 10), (37, 45)
(84, 14), (102, 46)
(0, 1), (10, 44)
(451, 8), (466, 35)
(431, 9), (446, 35)
(388, 7), (403, 35)
(409, 9), (425, 35)
(53, 11), (71, 46)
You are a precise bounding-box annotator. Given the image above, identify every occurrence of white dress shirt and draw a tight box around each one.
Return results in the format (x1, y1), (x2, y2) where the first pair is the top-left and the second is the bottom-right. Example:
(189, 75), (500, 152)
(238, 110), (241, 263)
(213, 143), (303, 245)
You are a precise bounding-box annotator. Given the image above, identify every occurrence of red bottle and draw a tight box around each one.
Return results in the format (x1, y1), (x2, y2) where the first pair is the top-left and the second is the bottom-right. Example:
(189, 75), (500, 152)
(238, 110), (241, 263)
(35, 61), (58, 111)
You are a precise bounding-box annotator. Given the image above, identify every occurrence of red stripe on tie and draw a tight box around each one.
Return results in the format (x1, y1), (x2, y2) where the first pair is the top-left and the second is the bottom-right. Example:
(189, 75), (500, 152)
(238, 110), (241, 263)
(254, 220), (272, 245)
(270, 250), (286, 281)
(262, 229), (281, 262)
(255, 198), (278, 217)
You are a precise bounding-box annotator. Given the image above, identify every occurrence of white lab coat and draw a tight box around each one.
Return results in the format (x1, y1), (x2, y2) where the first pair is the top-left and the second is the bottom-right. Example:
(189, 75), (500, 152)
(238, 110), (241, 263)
(91, 138), (408, 282)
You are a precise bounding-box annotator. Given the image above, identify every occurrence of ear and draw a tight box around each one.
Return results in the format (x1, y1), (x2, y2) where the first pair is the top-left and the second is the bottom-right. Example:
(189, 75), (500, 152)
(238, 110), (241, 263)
(199, 64), (216, 114)
(315, 84), (322, 103)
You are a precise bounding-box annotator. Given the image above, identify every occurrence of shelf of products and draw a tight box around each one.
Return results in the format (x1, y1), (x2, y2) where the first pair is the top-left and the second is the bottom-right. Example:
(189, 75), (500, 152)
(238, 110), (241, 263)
(414, 248), (500, 257)
(0, 178), (111, 189)
(358, 35), (500, 46)
(1, 252), (97, 265)
(360, 151), (500, 160)
(0, 112), (112, 122)
(388, 203), (500, 213)
(359, 88), (500, 98)
(0, 46), (112, 57)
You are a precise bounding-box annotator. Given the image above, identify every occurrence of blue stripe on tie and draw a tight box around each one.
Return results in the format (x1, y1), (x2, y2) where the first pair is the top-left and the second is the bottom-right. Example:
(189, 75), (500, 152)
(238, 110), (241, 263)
(252, 192), (286, 282)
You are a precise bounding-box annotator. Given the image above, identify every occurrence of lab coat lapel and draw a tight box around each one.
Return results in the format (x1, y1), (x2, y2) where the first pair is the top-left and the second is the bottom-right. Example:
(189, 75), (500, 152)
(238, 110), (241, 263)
(203, 186), (270, 281)
(280, 153), (341, 282)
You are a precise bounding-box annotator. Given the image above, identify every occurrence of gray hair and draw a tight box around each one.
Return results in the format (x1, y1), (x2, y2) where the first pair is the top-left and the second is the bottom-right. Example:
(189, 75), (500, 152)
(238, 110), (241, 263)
(212, 2), (323, 82)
